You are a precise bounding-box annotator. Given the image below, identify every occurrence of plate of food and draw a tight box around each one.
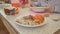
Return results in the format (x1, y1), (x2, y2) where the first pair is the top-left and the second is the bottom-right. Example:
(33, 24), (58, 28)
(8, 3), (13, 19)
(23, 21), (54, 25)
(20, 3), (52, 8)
(15, 14), (47, 27)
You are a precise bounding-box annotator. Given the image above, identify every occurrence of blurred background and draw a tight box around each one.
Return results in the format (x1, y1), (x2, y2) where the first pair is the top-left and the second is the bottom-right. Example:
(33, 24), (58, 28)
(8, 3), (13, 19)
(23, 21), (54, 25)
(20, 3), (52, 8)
(0, 0), (11, 4)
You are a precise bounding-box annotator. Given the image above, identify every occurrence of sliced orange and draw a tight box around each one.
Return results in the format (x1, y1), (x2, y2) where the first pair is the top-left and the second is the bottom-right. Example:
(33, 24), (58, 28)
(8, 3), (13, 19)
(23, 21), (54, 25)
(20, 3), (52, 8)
(34, 15), (44, 24)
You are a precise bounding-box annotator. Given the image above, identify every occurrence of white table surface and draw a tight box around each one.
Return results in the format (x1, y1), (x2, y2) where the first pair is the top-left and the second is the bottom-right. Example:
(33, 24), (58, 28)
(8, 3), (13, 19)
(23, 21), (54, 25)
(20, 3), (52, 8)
(0, 8), (60, 34)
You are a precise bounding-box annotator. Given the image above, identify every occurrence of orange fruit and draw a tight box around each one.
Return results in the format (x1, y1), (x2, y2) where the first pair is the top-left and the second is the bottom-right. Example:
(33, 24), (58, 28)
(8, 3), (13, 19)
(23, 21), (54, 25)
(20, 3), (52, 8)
(34, 15), (44, 24)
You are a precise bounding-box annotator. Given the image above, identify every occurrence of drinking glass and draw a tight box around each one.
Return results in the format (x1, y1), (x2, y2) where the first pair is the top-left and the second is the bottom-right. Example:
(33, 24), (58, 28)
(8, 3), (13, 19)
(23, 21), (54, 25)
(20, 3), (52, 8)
(11, 3), (20, 8)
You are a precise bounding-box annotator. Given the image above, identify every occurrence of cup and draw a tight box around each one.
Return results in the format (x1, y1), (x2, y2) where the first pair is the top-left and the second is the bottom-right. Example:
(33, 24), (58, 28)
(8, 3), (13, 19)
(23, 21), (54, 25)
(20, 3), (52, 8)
(11, 3), (20, 8)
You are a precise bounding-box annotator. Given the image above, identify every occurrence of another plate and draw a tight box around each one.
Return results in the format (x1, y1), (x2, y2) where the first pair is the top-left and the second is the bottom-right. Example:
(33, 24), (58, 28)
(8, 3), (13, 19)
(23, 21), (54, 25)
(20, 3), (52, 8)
(15, 14), (47, 27)
(30, 7), (46, 13)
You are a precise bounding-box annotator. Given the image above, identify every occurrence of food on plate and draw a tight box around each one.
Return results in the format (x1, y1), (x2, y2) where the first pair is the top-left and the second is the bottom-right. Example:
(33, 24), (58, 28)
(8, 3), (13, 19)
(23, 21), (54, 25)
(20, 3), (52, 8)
(34, 15), (44, 24)
(16, 15), (44, 25)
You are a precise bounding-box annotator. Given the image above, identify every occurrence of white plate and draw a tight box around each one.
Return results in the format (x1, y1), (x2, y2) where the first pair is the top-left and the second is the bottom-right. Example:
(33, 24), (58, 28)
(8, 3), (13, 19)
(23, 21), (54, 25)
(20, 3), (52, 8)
(15, 14), (47, 27)
(30, 7), (46, 13)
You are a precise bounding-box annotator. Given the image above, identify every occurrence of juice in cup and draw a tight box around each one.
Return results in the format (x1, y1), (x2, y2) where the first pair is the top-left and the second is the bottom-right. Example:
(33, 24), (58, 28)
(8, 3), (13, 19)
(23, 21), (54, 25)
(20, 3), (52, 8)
(11, 0), (20, 14)
(11, 3), (20, 14)
(12, 3), (20, 8)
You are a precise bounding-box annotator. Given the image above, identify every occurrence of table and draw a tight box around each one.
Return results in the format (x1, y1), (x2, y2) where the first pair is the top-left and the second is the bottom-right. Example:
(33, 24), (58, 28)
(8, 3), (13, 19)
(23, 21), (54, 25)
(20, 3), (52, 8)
(0, 8), (60, 34)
